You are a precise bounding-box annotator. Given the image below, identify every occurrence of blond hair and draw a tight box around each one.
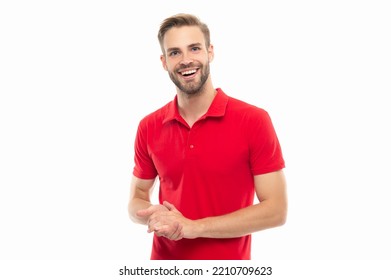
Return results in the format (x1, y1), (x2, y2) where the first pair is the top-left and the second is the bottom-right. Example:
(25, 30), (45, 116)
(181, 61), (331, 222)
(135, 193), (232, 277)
(158, 13), (211, 54)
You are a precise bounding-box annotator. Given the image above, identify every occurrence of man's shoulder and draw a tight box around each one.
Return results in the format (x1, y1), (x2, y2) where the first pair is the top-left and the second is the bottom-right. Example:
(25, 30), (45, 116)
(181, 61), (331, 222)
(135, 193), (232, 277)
(226, 94), (269, 119)
(138, 100), (173, 126)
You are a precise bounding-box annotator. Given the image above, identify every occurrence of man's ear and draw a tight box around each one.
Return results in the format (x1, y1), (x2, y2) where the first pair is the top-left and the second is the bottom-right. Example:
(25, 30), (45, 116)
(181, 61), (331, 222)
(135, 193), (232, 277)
(208, 44), (214, 62)
(160, 54), (168, 71)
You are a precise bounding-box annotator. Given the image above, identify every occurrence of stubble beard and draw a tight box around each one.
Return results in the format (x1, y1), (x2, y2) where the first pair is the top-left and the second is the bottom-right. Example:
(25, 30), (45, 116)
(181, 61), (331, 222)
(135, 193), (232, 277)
(169, 62), (210, 96)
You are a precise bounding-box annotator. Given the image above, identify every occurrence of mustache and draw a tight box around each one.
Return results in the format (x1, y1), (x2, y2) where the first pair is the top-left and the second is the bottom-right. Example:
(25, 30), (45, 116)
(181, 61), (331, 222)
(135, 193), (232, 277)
(176, 62), (201, 70)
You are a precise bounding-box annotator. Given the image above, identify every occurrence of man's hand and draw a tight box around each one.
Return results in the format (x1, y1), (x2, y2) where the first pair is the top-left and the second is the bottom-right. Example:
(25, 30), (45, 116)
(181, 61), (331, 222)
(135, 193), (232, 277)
(147, 201), (199, 240)
(136, 204), (168, 220)
(136, 203), (184, 241)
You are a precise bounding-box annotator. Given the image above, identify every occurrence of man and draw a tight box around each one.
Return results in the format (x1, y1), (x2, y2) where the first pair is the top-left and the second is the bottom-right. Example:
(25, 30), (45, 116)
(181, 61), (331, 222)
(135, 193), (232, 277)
(128, 13), (287, 260)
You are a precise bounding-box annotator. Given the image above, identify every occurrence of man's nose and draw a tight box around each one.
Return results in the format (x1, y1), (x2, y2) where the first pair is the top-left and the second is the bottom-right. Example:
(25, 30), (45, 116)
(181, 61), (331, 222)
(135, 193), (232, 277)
(180, 52), (193, 65)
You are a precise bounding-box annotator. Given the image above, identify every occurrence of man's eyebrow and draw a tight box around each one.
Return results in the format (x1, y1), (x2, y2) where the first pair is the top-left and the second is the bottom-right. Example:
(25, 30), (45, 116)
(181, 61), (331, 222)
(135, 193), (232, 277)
(188, 43), (202, 48)
(166, 47), (180, 53)
(166, 43), (203, 53)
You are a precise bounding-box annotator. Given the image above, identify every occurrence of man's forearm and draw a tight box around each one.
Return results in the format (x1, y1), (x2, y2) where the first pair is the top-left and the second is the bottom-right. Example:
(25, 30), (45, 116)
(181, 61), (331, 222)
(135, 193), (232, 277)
(148, 199), (286, 240)
(193, 171), (288, 239)
(194, 201), (287, 239)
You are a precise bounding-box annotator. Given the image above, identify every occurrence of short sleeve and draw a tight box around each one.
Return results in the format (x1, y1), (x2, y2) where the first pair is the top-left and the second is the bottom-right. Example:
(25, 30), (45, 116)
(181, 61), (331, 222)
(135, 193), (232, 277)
(132, 120), (158, 179)
(248, 109), (285, 175)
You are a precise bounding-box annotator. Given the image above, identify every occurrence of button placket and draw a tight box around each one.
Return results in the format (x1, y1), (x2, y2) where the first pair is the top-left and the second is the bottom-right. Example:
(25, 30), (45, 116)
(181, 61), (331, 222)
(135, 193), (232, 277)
(186, 124), (200, 156)
(187, 132), (196, 152)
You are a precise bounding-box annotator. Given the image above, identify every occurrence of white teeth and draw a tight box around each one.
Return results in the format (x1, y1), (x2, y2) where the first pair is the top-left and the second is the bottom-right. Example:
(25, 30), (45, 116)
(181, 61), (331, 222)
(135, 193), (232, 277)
(181, 69), (197, 75)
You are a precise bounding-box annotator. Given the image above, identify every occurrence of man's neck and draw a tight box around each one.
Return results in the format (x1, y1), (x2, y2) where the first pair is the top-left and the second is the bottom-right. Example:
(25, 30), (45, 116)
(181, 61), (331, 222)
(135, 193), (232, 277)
(176, 82), (216, 128)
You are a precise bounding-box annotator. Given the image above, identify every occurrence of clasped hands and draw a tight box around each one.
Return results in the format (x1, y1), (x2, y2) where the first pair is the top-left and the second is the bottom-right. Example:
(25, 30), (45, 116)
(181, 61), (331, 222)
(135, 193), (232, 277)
(136, 201), (197, 241)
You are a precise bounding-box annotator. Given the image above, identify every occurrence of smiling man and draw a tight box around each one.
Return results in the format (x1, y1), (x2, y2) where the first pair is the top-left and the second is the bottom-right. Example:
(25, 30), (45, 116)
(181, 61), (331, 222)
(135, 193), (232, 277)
(128, 13), (287, 260)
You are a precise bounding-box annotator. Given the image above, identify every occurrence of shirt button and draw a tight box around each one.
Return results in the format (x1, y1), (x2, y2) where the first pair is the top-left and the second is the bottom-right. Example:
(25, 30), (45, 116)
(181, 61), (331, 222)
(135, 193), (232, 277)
(189, 144), (194, 149)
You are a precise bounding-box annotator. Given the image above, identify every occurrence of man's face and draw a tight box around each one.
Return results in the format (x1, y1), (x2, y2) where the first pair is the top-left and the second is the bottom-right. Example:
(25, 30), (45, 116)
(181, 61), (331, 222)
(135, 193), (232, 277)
(161, 26), (213, 95)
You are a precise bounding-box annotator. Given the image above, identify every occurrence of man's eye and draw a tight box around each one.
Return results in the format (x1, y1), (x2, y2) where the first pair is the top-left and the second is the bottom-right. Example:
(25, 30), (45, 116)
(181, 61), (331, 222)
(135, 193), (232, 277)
(192, 47), (200, 51)
(169, 51), (179, 56)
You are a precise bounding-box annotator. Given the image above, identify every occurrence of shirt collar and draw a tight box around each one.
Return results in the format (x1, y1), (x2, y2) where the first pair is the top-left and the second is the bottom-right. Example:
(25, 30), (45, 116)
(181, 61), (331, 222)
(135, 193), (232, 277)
(162, 88), (228, 124)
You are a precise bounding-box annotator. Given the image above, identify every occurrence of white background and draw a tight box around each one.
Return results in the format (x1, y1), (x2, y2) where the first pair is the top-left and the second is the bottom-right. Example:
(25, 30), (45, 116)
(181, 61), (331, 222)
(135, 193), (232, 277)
(1, 0), (390, 265)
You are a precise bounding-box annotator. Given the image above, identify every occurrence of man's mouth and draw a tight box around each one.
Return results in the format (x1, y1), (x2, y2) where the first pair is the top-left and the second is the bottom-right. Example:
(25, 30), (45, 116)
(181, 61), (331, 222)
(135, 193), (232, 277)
(178, 68), (198, 79)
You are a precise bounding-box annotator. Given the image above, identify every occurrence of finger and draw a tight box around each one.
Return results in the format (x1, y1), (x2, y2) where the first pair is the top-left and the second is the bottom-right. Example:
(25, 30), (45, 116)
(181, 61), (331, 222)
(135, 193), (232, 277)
(154, 227), (165, 236)
(148, 219), (162, 233)
(137, 204), (169, 218)
(146, 222), (154, 233)
(148, 212), (168, 229)
(153, 226), (168, 238)
(155, 224), (179, 240)
(136, 208), (153, 217)
(169, 222), (184, 241)
(163, 201), (179, 213)
(158, 222), (183, 241)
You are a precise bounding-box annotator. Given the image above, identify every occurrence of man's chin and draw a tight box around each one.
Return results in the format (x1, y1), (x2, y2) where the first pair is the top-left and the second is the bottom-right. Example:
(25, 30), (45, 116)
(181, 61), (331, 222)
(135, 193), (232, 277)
(180, 84), (204, 95)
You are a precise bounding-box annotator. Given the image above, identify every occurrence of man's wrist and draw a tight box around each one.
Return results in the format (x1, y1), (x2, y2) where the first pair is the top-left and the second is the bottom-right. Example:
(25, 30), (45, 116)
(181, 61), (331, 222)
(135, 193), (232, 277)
(192, 218), (207, 239)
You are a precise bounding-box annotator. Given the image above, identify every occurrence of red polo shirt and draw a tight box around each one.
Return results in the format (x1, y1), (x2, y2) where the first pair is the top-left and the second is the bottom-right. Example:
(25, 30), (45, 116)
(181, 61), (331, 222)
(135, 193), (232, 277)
(133, 88), (285, 260)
